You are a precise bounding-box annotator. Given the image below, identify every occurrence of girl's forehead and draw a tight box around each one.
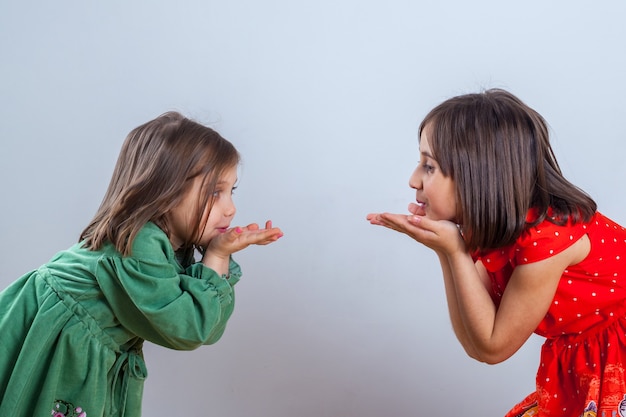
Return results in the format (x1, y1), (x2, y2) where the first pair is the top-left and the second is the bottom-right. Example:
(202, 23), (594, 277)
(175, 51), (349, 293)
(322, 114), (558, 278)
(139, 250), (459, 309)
(419, 122), (434, 143)
(218, 164), (239, 182)
(418, 131), (433, 153)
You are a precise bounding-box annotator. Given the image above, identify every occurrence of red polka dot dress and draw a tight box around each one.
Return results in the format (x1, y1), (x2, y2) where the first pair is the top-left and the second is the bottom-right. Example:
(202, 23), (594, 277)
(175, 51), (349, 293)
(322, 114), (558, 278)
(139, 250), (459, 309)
(475, 212), (626, 417)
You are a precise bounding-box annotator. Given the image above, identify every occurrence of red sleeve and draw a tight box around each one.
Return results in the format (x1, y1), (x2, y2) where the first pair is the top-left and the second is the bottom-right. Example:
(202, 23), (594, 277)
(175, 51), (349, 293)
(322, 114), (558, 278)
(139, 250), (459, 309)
(513, 218), (588, 265)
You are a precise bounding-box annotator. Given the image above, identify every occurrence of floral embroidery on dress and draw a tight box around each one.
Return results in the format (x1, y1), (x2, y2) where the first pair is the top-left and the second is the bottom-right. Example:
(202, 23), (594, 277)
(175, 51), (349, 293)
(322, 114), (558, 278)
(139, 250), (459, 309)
(51, 400), (86, 417)
(582, 400), (597, 417)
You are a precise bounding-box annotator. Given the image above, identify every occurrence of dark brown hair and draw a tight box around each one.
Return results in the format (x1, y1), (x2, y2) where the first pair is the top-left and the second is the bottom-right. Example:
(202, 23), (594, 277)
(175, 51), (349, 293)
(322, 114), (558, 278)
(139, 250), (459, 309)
(419, 88), (596, 252)
(80, 111), (240, 256)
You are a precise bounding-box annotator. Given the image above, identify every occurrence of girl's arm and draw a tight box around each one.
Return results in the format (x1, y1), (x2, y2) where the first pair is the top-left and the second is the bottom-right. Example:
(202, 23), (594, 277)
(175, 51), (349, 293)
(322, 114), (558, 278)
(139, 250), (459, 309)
(437, 252), (491, 360)
(366, 211), (589, 364)
(367, 211), (489, 357)
(445, 236), (588, 363)
(96, 221), (282, 350)
(416, 216), (590, 364)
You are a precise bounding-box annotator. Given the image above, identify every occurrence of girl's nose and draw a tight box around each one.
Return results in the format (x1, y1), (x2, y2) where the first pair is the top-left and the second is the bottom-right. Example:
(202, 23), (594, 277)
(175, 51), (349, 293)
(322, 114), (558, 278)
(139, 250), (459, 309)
(408, 167), (422, 190)
(224, 199), (236, 217)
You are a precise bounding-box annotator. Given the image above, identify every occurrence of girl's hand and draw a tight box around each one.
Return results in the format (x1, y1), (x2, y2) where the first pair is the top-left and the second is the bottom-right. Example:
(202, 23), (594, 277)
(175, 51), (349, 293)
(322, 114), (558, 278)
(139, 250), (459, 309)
(202, 220), (283, 274)
(366, 206), (465, 255)
(211, 220), (283, 255)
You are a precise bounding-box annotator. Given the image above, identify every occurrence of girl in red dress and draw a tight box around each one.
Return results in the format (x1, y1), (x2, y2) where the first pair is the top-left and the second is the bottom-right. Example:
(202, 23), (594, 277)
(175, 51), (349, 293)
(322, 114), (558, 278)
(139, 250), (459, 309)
(367, 89), (626, 417)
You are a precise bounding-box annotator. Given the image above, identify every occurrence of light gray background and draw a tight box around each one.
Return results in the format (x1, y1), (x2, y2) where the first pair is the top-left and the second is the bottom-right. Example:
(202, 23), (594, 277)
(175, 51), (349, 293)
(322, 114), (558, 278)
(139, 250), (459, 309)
(1, 1), (625, 416)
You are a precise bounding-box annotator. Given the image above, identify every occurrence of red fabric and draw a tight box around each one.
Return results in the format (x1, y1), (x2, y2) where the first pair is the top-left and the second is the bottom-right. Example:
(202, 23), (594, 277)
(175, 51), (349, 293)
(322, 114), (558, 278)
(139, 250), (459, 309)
(475, 212), (626, 417)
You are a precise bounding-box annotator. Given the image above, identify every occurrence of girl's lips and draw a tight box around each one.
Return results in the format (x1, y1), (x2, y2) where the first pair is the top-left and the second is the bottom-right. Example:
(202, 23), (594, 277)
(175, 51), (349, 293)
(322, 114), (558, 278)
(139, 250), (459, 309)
(217, 227), (229, 233)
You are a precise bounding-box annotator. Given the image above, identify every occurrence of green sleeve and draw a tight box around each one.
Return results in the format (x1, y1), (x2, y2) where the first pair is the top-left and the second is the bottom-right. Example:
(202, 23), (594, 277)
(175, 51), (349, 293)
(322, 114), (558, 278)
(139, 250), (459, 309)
(95, 224), (241, 350)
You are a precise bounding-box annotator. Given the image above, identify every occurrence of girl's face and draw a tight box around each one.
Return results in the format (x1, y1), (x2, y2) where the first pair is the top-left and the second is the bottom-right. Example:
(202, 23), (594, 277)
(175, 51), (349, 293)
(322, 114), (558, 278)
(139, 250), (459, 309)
(168, 165), (238, 249)
(409, 127), (458, 222)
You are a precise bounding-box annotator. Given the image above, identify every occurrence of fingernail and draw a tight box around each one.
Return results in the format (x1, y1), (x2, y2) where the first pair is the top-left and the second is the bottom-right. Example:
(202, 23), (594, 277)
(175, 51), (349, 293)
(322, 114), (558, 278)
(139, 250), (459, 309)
(235, 227), (242, 233)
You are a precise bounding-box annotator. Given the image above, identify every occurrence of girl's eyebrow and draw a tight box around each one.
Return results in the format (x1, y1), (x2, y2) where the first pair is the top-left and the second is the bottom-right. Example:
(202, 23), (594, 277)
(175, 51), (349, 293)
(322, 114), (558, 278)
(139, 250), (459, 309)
(216, 178), (238, 185)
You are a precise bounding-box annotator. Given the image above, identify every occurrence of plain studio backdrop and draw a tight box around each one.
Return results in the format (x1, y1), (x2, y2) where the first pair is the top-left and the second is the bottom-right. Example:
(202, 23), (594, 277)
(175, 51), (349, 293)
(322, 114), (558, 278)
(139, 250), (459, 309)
(1, 1), (625, 416)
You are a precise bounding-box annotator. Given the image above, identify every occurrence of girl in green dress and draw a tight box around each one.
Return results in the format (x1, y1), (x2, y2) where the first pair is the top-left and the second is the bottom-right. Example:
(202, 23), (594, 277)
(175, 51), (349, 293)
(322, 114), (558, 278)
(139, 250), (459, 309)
(0, 111), (283, 416)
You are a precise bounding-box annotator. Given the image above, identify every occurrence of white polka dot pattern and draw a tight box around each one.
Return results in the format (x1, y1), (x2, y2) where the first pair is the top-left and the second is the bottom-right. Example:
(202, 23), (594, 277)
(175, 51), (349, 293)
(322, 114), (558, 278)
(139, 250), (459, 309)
(477, 213), (626, 416)
(476, 212), (626, 337)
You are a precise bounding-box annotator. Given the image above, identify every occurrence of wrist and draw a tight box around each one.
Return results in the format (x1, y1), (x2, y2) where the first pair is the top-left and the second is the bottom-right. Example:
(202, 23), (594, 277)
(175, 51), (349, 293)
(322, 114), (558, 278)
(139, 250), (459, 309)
(202, 252), (231, 276)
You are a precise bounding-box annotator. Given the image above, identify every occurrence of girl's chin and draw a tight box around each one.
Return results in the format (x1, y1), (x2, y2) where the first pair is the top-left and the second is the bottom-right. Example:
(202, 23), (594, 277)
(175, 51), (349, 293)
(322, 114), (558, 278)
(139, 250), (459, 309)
(421, 212), (459, 223)
(197, 233), (220, 248)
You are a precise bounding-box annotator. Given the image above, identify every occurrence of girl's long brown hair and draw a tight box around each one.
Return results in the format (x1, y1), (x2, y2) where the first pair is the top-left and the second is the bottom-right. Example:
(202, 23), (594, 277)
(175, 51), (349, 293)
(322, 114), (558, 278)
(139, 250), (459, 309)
(80, 111), (240, 257)
(419, 89), (596, 252)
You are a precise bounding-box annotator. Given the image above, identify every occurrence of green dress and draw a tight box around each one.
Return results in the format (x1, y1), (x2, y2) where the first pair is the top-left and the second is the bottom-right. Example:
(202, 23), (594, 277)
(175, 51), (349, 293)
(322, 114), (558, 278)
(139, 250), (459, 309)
(0, 222), (241, 416)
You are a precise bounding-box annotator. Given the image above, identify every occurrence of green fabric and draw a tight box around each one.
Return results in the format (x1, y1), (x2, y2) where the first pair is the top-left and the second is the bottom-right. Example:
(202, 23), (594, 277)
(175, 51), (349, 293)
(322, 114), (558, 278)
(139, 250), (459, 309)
(0, 222), (241, 416)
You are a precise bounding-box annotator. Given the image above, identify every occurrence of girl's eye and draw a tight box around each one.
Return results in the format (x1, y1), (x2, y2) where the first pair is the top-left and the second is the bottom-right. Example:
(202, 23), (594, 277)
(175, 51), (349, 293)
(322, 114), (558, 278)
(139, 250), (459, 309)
(212, 186), (236, 198)
(418, 160), (435, 173)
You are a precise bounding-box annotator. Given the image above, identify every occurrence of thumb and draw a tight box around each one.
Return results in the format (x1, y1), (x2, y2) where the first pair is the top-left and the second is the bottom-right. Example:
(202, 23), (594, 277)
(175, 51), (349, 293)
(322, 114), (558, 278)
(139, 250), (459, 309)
(224, 226), (243, 243)
(406, 215), (440, 235)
